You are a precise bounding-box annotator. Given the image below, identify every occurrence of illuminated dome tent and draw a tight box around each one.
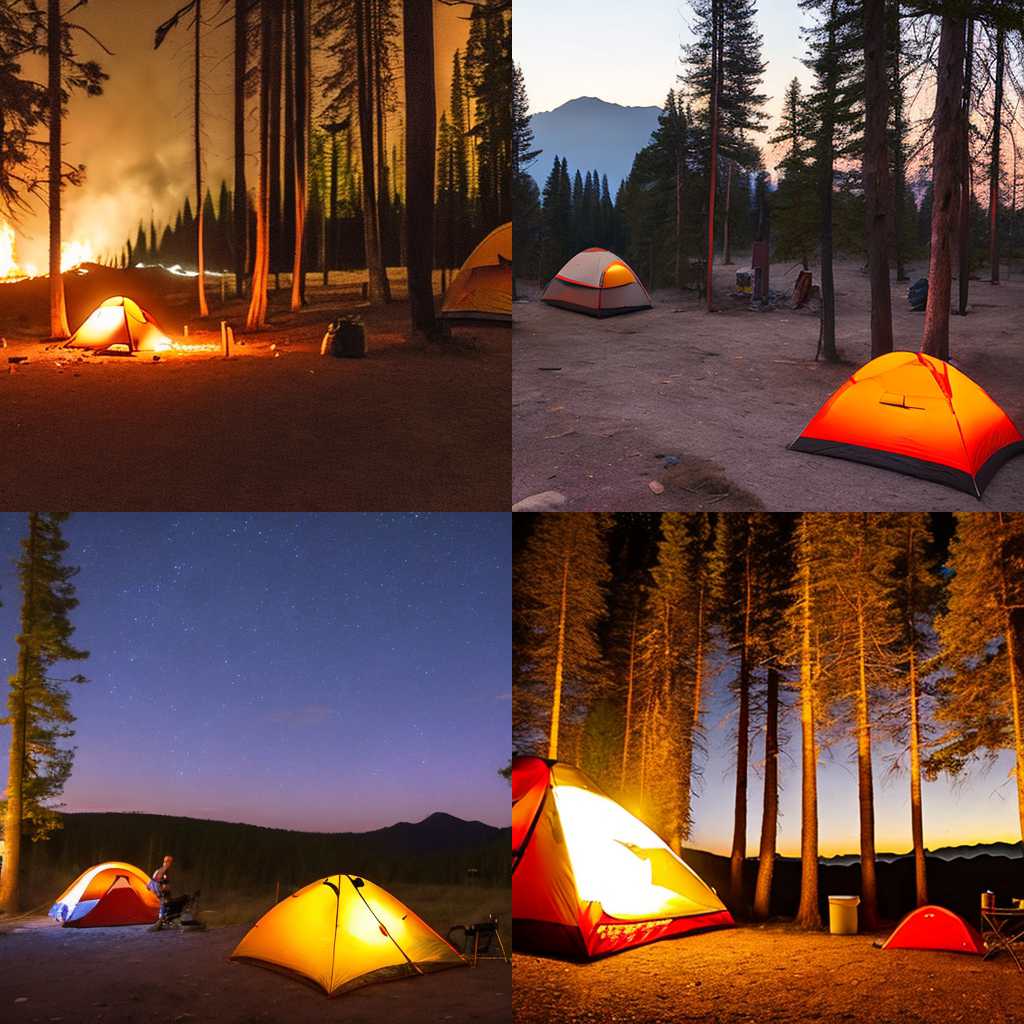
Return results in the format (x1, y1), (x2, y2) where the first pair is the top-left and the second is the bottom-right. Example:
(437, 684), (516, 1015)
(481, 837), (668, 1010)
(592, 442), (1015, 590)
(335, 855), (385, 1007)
(790, 351), (1024, 497)
(49, 861), (160, 927)
(65, 295), (173, 355)
(440, 221), (511, 322)
(231, 874), (465, 996)
(512, 756), (732, 959)
(542, 248), (652, 317)
(881, 905), (985, 955)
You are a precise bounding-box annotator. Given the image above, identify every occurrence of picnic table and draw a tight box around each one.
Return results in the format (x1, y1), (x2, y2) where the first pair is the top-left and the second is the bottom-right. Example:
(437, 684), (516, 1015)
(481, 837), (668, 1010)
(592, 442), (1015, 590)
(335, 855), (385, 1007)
(981, 906), (1024, 971)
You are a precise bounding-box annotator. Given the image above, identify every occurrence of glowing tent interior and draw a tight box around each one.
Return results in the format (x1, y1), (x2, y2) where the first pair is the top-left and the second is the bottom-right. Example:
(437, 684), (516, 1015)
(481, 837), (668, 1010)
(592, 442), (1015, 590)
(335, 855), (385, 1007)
(440, 221), (512, 322)
(881, 905), (984, 955)
(541, 248), (652, 317)
(231, 874), (465, 996)
(512, 756), (732, 959)
(789, 351), (1024, 497)
(64, 295), (173, 354)
(49, 861), (160, 927)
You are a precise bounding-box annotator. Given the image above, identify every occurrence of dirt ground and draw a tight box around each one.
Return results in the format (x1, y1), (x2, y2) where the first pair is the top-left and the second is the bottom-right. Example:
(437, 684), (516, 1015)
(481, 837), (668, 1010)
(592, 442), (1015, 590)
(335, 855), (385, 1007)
(0, 907), (511, 1024)
(513, 922), (1024, 1024)
(513, 257), (1024, 510)
(0, 265), (509, 511)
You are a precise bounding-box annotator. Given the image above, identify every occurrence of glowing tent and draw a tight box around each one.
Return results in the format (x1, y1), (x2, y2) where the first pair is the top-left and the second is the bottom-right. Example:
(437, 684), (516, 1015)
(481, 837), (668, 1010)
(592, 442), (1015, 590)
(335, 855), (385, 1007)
(49, 861), (160, 927)
(789, 351), (1024, 497)
(65, 295), (173, 354)
(881, 905), (984, 955)
(231, 874), (465, 996)
(512, 756), (732, 959)
(542, 248), (652, 317)
(440, 222), (511, 322)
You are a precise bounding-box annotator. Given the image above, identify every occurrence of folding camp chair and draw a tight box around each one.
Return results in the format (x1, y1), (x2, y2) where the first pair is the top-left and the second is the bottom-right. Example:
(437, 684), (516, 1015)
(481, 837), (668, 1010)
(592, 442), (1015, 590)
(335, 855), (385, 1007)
(980, 906), (1024, 972)
(447, 915), (509, 966)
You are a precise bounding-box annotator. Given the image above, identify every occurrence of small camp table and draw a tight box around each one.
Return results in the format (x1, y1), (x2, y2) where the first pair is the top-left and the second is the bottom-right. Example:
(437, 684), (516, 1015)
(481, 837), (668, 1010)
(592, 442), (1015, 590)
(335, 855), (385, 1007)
(981, 907), (1024, 971)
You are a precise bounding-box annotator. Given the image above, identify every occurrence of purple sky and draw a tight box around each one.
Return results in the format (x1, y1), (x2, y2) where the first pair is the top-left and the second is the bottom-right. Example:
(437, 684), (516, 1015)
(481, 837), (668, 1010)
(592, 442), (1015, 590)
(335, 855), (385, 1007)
(0, 513), (511, 833)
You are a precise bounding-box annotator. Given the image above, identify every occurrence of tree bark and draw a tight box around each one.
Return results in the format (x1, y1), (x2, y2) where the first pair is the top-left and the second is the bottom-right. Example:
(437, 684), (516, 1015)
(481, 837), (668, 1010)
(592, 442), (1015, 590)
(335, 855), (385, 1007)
(723, 159), (733, 265)
(705, 0), (721, 312)
(921, 15), (965, 360)
(998, 513), (1024, 844)
(47, 0), (69, 338)
(233, 0), (248, 298)
(730, 541), (752, 912)
(816, 0), (839, 362)
(620, 600), (639, 790)
(855, 591), (879, 930)
(907, 525), (927, 905)
(289, 0), (307, 311)
(269, 0), (282, 291)
(863, 0), (892, 358)
(195, 0), (209, 316)
(890, 0), (907, 282)
(547, 555), (569, 761)
(753, 667), (779, 920)
(796, 527), (821, 929)
(956, 18), (973, 316)
(403, 0), (437, 338)
(989, 26), (1004, 285)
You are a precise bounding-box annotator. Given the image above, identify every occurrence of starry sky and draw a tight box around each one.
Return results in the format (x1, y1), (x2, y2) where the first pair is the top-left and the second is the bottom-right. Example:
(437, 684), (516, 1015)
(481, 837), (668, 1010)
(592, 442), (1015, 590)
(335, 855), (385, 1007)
(0, 513), (511, 833)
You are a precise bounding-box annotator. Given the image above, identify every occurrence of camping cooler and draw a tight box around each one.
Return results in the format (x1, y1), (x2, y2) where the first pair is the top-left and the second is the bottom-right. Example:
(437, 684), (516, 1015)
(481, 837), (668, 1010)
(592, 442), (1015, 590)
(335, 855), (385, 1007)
(828, 896), (860, 935)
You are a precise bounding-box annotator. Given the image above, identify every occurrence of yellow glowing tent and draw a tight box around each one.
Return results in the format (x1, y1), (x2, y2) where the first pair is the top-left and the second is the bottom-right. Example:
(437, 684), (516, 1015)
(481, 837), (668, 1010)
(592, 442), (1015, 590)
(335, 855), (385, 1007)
(231, 874), (466, 996)
(65, 295), (173, 354)
(440, 222), (511, 322)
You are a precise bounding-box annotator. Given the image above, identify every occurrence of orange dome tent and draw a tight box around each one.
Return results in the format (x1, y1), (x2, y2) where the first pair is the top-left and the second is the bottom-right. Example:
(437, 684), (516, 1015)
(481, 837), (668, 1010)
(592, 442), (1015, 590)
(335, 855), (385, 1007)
(512, 756), (732, 960)
(881, 905), (984, 955)
(231, 874), (465, 996)
(542, 248), (652, 317)
(789, 351), (1024, 497)
(440, 222), (511, 322)
(65, 295), (173, 354)
(49, 861), (160, 927)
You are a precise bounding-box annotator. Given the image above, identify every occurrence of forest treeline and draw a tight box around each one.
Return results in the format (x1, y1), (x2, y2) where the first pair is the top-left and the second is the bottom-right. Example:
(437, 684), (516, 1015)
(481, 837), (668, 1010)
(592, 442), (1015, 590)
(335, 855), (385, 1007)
(513, 512), (1024, 929)
(18, 811), (511, 900)
(513, 2), (1024, 357)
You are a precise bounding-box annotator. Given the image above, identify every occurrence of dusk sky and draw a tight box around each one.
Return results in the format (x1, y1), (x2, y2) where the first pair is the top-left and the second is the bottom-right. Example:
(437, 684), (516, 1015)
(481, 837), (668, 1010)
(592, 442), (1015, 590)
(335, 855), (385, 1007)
(8, 1), (472, 271)
(0, 513), (511, 833)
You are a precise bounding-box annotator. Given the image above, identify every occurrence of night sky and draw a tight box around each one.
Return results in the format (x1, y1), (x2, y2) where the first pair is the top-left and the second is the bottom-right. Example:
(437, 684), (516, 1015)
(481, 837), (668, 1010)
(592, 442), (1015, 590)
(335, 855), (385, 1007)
(0, 513), (511, 833)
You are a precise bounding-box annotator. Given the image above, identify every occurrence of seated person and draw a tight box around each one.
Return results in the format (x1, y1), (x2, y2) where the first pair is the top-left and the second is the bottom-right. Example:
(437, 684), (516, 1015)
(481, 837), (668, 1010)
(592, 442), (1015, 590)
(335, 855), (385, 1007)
(150, 855), (188, 920)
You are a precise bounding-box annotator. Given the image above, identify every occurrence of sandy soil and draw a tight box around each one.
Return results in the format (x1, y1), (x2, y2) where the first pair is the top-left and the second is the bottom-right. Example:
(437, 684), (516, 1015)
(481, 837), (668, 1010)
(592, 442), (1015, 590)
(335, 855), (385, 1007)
(0, 916), (511, 1024)
(513, 922), (1024, 1024)
(513, 258), (1024, 510)
(0, 266), (509, 511)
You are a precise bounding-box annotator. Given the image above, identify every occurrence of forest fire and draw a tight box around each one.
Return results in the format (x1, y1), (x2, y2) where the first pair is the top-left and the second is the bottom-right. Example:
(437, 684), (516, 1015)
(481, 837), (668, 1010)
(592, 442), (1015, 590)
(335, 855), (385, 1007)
(0, 219), (95, 281)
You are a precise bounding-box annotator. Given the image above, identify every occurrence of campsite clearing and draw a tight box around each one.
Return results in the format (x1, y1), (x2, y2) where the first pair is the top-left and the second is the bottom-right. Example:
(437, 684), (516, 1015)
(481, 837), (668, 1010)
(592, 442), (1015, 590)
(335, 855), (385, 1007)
(0, 265), (509, 511)
(513, 921), (1022, 1024)
(513, 257), (1024, 510)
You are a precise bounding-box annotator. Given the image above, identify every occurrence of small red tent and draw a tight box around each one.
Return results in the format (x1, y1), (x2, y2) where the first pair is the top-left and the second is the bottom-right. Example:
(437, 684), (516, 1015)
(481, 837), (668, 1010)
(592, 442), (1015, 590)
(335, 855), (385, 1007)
(881, 905), (984, 955)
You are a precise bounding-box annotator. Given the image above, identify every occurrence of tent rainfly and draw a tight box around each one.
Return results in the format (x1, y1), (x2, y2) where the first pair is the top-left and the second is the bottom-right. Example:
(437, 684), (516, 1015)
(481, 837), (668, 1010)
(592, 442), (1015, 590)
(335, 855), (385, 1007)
(790, 351), (1024, 497)
(542, 249), (652, 317)
(49, 861), (161, 927)
(440, 222), (512, 322)
(231, 874), (465, 996)
(881, 905), (985, 955)
(65, 295), (173, 354)
(512, 756), (732, 959)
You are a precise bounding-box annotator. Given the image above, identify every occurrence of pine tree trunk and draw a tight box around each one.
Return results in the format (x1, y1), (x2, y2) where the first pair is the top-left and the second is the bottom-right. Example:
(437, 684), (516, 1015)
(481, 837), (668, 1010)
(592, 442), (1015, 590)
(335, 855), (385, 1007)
(816, 0), (839, 362)
(661, 603), (682, 854)
(269, 0), (282, 292)
(753, 667), (779, 920)
(921, 15), (965, 360)
(863, 0), (892, 358)
(356, 0), (389, 304)
(997, 513), (1024, 843)
(404, 0), (437, 338)
(620, 602), (639, 790)
(855, 594), (879, 929)
(233, 0), (247, 297)
(47, 0), (69, 339)
(0, 515), (38, 914)
(373, 0), (391, 298)
(677, 585), (704, 845)
(548, 555), (569, 761)
(957, 19), (974, 317)
(675, 140), (683, 289)
(730, 545), (752, 910)
(989, 26), (1004, 286)
(796, 531), (821, 929)
(908, 632), (927, 905)
(723, 160), (733, 265)
(705, 0), (721, 312)
(289, 0), (307, 311)
(890, 1), (907, 282)
(195, 0), (209, 316)
(245, 0), (276, 329)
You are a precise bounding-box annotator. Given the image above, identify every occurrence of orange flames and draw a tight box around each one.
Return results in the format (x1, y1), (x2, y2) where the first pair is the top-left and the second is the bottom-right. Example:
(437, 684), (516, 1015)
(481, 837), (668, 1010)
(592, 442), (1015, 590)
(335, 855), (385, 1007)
(0, 218), (95, 281)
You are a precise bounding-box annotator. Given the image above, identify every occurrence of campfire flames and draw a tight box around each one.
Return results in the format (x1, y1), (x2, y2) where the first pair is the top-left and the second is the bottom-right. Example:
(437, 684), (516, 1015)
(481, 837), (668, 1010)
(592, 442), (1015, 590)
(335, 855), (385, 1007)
(0, 218), (95, 281)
